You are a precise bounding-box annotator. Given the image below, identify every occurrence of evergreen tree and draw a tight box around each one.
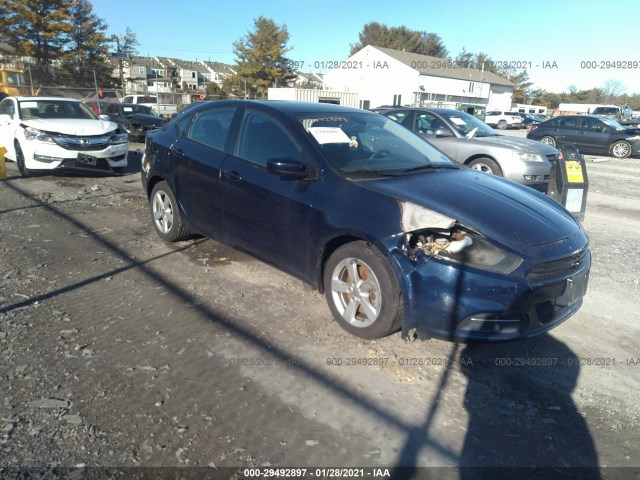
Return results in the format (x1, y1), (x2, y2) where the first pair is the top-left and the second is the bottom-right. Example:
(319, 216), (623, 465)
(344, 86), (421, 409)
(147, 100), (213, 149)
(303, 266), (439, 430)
(350, 22), (447, 57)
(227, 17), (295, 98)
(55, 0), (115, 87)
(1, 0), (74, 84)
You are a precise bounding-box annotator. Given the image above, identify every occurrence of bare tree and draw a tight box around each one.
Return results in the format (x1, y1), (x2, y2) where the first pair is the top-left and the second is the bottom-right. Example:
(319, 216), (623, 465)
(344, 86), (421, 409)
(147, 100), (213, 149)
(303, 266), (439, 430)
(601, 79), (626, 103)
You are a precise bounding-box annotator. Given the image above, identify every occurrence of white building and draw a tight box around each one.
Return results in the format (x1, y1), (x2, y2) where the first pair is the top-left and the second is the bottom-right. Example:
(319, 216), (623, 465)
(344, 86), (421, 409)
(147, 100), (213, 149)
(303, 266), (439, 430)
(323, 45), (515, 111)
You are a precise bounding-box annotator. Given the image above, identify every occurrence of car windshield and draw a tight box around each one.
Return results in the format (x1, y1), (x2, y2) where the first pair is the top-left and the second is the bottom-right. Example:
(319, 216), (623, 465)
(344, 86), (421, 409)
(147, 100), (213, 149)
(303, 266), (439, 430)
(19, 100), (97, 120)
(598, 117), (626, 130)
(296, 111), (457, 175)
(438, 110), (498, 138)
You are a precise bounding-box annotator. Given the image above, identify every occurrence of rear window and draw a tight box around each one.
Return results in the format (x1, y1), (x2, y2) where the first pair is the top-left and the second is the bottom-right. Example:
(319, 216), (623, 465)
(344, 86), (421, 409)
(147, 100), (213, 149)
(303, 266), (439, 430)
(123, 96), (157, 104)
(593, 107), (617, 114)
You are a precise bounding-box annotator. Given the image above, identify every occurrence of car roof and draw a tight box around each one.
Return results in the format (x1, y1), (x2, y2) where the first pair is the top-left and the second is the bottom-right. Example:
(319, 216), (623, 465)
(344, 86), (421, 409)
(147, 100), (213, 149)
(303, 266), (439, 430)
(195, 100), (367, 115)
(378, 106), (475, 116)
(13, 96), (81, 102)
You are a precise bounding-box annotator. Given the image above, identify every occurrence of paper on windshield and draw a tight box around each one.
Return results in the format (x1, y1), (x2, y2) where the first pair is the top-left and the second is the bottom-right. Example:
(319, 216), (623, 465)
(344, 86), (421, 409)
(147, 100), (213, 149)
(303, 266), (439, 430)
(308, 127), (351, 144)
(21, 102), (38, 109)
(449, 117), (466, 126)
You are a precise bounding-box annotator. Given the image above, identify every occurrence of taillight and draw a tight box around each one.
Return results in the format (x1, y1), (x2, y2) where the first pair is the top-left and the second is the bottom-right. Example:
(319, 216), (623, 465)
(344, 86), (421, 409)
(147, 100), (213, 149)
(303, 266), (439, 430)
(528, 125), (538, 132)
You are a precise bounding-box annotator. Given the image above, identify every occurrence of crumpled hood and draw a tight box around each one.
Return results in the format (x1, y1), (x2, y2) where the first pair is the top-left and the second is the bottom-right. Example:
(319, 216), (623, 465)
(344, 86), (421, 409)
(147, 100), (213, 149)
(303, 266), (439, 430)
(125, 113), (168, 127)
(22, 118), (118, 136)
(359, 168), (580, 247)
(475, 134), (557, 155)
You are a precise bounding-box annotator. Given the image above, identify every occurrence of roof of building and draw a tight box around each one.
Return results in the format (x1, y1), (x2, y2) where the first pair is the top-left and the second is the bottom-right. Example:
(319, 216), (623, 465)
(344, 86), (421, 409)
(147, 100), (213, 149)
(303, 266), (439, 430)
(371, 46), (515, 87)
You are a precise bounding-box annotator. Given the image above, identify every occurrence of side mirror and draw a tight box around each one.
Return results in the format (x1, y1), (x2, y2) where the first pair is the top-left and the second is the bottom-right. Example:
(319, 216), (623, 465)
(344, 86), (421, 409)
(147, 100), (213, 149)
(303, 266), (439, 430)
(434, 128), (452, 137)
(266, 157), (308, 179)
(99, 114), (110, 121)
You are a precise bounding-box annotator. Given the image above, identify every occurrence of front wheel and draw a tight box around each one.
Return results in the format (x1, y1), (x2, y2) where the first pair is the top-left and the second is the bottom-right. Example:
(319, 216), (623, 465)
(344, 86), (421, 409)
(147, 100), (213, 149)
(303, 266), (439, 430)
(323, 241), (403, 339)
(149, 181), (192, 242)
(539, 136), (557, 147)
(468, 157), (503, 176)
(15, 143), (32, 178)
(610, 140), (631, 159)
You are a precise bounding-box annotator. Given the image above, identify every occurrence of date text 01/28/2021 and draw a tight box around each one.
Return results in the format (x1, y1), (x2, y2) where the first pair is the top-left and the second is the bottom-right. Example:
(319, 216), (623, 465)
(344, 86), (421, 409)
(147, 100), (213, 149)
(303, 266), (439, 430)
(243, 467), (391, 477)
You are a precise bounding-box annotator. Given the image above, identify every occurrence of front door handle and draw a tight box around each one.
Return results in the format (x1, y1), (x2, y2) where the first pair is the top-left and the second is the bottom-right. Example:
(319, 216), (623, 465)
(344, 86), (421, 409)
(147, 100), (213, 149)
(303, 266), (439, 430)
(222, 170), (242, 181)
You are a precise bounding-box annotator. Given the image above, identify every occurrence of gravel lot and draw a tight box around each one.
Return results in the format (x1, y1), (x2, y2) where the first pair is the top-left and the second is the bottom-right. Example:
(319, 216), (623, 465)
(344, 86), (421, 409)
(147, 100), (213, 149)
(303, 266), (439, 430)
(0, 140), (638, 479)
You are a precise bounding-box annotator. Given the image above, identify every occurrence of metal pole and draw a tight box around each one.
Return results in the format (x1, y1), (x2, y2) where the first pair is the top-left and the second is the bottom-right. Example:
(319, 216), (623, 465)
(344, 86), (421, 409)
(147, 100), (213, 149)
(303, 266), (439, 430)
(93, 69), (100, 113)
(28, 66), (34, 96)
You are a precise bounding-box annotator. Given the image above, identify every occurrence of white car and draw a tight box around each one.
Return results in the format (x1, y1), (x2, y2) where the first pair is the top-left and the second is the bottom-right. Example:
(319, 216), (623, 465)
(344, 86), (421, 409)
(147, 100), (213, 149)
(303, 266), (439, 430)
(0, 96), (128, 177)
(484, 111), (524, 130)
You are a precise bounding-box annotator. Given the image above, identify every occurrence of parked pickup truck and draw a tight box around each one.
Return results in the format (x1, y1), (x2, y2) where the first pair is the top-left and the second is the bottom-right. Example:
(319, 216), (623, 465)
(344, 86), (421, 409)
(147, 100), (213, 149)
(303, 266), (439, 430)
(591, 105), (640, 126)
(121, 95), (177, 119)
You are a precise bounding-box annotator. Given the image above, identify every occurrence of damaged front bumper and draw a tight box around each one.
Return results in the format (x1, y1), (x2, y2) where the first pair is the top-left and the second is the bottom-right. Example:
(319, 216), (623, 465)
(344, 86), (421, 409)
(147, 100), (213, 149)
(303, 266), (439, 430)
(385, 228), (590, 342)
(21, 129), (129, 173)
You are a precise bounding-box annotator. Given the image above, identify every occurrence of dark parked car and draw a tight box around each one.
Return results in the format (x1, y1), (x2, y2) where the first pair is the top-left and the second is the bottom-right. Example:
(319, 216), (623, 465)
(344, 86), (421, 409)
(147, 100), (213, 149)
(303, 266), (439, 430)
(101, 102), (167, 142)
(169, 101), (206, 120)
(141, 101), (590, 341)
(527, 115), (640, 158)
(513, 112), (544, 128)
(380, 107), (557, 191)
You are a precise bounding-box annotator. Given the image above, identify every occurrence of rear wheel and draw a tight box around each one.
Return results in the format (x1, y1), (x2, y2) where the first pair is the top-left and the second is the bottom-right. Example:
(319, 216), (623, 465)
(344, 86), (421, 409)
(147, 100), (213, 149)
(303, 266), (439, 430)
(497, 120), (507, 130)
(324, 241), (403, 339)
(15, 143), (31, 178)
(539, 136), (557, 147)
(610, 140), (631, 158)
(149, 181), (192, 242)
(468, 157), (503, 176)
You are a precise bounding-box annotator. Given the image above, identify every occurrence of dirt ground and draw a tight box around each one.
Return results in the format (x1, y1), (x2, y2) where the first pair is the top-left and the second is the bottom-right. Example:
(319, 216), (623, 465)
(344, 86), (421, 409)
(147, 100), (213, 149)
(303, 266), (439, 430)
(0, 144), (638, 480)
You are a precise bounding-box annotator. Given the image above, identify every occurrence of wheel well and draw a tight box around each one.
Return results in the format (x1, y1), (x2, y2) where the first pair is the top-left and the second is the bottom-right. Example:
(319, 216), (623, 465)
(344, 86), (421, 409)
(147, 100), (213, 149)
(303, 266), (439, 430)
(145, 175), (168, 200)
(317, 235), (363, 293)
(464, 154), (496, 166)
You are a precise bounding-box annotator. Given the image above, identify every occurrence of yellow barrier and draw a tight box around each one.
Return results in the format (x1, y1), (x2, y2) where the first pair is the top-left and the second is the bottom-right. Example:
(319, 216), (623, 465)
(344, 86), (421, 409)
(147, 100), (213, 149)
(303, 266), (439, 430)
(0, 146), (6, 180)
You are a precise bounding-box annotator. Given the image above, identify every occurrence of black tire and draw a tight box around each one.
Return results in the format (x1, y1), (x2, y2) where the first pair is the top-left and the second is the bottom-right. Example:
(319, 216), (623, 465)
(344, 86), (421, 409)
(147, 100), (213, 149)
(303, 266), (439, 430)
(149, 181), (192, 242)
(323, 241), (402, 339)
(15, 143), (32, 178)
(610, 140), (632, 159)
(468, 157), (503, 176)
(497, 120), (507, 130)
(539, 135), (557, 148)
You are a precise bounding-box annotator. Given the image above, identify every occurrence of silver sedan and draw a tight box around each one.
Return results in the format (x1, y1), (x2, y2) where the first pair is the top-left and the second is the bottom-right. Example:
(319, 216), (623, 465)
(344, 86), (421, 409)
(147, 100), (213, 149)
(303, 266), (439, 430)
(381, 107), (559, 191)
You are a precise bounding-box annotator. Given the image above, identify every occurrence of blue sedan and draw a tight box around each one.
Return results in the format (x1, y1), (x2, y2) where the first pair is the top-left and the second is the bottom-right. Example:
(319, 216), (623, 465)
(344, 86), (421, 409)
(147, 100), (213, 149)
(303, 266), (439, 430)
(141, 101), (590, 341)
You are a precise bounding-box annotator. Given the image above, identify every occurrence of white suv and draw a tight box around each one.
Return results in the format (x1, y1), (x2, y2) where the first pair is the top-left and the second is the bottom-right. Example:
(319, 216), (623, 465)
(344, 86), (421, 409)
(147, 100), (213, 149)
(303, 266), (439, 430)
(484, 111), (523, 130)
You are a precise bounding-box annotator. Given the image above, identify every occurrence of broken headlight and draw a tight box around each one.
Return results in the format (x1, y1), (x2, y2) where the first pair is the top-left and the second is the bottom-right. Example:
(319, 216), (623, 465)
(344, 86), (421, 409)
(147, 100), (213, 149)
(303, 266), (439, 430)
(400, 202), (523, 275)
(408, 229), (523, 275)
(23, 126), (55, 143)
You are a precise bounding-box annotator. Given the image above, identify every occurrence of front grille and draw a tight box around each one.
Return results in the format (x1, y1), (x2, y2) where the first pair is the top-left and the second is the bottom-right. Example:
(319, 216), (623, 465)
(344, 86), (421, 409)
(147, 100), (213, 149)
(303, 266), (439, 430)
(54, 134), (117, 151)
(527, 248), (587, 280)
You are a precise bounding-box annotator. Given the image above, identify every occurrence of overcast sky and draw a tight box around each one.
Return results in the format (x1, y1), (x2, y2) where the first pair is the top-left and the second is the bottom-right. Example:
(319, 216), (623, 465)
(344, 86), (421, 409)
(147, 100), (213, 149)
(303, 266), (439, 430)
(89, 0), (640, 94)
